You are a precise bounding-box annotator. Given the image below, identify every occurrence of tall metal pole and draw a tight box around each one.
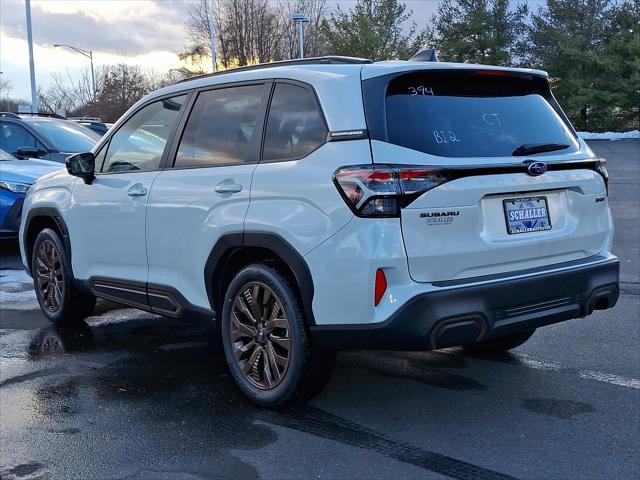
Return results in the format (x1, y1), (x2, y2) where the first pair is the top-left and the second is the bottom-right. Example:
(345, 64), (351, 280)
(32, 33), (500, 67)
(208, 0), (216, 72)
(53, 44), (96, 99)
(292, 14), (309, 60)
(25, 0), (38, 113)
(298, 21), (304, 59)
(89, 51), (96, 99)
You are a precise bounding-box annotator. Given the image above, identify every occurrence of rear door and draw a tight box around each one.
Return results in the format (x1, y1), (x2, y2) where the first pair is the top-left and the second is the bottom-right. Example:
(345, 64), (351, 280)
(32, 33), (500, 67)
(145, 82), (270, 311)
(362, 67), (611, 282)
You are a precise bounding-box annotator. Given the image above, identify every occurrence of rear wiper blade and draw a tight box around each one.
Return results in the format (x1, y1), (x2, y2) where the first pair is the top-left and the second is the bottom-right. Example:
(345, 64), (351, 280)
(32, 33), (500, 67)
(512, 143), (570, 156)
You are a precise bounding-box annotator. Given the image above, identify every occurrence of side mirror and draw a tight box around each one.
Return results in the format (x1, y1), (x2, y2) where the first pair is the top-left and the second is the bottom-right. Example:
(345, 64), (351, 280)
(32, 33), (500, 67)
(66, 152), (95, 185)
(16, 146), (45, 159)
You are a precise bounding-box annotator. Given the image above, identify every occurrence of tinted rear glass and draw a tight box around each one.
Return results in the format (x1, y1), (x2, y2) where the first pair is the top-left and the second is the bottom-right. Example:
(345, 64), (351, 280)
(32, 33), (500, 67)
(263, 83), (326, 162)
(381, 71), (578, 158)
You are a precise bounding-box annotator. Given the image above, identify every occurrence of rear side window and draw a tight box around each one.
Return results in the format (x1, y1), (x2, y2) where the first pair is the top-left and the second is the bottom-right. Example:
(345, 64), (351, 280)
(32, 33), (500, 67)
(377, 71), (578, 158)
(263, 83), (326, 162)
(175, 84), (264, 167)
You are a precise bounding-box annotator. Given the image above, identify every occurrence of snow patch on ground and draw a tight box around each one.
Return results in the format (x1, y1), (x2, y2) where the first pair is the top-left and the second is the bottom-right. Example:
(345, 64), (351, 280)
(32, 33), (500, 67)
(579, 130), (640, 140)
(0, 269), (37, 306)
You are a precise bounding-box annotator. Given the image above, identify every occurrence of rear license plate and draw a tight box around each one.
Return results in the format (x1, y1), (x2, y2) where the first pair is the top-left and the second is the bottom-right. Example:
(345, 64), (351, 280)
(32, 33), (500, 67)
(503, 196), (552, 234)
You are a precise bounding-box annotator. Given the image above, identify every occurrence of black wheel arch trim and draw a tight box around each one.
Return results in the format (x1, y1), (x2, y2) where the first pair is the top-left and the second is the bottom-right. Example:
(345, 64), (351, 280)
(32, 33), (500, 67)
(23, 206), (72, 277)
(205, 232), (316, 326)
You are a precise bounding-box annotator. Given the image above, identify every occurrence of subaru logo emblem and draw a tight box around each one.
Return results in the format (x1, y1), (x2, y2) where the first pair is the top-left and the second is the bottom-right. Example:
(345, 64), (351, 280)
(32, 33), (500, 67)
(527, 161), (548, 176)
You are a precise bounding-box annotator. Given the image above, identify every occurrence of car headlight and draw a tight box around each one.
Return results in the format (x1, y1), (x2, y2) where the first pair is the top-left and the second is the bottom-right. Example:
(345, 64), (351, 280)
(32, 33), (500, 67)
(0, 181), (31, 193)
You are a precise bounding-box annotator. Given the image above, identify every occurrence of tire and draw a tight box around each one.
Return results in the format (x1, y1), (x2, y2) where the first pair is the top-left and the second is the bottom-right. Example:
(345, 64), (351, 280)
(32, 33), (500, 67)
(464, 329), (535, 354)
(220, 263), (335, 407)
(31, 228), (96, 324)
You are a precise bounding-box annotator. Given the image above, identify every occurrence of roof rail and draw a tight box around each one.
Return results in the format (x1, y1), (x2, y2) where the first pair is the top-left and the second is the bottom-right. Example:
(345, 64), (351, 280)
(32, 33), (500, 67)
(178, 56), (373, 84)
(16, 112), (67, 119)
(409, 49), (439, 62)
(0, 112), (20, 119)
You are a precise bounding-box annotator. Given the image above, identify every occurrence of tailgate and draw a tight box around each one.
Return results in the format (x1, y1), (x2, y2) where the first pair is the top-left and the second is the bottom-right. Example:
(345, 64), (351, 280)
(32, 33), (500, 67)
(400, 169), (611, 282)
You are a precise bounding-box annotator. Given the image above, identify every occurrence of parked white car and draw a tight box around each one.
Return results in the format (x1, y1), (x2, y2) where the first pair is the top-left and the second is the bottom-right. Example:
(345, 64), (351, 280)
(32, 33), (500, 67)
(19, 54), (619, 406)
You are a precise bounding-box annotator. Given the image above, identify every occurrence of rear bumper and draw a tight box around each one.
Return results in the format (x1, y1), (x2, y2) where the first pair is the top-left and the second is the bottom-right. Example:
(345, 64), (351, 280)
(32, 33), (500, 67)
(310, 258), (620, 350)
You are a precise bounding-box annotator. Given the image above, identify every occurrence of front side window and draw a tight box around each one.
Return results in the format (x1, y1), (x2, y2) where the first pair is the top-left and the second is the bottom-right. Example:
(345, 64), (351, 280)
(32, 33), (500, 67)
(102, 95), (186, 173)
(0, 123), (46, 154)
(174, 84), (264, 168)
(263, 83), (326, 162)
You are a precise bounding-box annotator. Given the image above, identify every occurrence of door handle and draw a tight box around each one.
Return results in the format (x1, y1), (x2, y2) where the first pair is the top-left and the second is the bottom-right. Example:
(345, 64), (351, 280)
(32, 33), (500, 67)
(215, 182), (242, 194)
(128, 183), (148, 197)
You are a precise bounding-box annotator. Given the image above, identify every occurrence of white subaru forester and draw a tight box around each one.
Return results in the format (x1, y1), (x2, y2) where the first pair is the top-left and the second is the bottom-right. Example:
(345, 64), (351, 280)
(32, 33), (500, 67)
(19, 54), (620, 406)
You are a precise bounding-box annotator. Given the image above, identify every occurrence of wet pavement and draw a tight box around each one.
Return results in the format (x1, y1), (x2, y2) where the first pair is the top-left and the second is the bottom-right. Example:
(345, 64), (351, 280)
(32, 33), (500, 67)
(1, 140), (639, 480)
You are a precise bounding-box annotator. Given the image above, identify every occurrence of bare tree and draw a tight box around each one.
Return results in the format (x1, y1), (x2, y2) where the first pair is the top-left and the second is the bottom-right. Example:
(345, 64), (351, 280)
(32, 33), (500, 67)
(0, 77), (12, 97)
(38, 68), (96, 116)
(38, 64), (159, 121)
(91, 64), (151, 121)
(277, 0), (328, 58)
(182, 0), (328, 70)
(217, 0), (281, 66)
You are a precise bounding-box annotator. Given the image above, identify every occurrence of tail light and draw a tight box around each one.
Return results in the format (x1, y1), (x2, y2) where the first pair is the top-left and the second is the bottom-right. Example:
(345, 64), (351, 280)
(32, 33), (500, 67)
(595, 158), (609, 194)
(333, 165), (449, 217)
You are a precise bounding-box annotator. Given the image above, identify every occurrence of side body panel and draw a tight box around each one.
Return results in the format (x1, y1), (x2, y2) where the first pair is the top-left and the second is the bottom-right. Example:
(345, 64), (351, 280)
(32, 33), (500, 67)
(244, 140), (367, 258)
(304, 217), (411, 326)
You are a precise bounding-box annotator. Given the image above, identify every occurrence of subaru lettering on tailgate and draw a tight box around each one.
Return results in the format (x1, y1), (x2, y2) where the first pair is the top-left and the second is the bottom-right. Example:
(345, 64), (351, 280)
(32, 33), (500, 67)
(503, 196), (552, 234)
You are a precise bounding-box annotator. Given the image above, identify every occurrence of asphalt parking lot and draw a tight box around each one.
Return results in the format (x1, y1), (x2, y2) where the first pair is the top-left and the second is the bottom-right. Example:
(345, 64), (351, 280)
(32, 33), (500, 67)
(1, 140), (638, 480)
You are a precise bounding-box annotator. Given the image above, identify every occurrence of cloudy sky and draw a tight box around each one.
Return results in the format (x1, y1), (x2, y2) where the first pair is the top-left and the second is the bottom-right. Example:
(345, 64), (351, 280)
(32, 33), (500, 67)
(1, 0), (528, 101)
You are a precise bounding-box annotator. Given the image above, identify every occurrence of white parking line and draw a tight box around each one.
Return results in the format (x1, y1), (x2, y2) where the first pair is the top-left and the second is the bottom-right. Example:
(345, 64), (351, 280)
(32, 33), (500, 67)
(577, 370), (640, 389)
(513, 353), (640, 389)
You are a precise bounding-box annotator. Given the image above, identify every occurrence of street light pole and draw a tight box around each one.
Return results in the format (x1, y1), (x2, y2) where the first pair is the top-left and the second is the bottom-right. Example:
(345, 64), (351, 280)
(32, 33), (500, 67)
(298, 20), (304, 59)
(25, 0), (38, 113)
(291, 13), (310, 59)
(53, 44), (96, 99)
(89, 50), (96, 98)
(208, 0), (216, 72)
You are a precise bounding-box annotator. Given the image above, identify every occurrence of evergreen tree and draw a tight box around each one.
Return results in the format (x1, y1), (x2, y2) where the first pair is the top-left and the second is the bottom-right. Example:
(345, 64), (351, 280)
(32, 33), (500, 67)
(525, 0), (618, 130)
(426, 0), (528, 66)
(599, 0), (640, 129)
(321, 0), (426, 60)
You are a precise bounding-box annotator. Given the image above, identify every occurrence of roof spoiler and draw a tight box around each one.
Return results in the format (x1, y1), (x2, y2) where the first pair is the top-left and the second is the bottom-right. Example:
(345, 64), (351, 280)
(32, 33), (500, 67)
(409, 49), (439, 62)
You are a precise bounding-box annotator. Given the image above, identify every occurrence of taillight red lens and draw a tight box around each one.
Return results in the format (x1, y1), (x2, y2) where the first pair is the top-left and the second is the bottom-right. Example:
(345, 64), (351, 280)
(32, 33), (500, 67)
(334, 165), (449, 217)
(374, 269), (387, 306)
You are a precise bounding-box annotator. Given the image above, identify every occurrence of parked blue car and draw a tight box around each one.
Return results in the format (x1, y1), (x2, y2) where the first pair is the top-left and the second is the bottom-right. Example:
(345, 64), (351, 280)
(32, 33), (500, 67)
(0, 148), (62, 239)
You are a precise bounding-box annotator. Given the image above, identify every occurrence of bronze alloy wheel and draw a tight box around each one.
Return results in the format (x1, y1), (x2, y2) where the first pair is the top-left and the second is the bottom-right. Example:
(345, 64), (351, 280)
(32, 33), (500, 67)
(35, 239), (64, 313)
(230, 282), (291, 390)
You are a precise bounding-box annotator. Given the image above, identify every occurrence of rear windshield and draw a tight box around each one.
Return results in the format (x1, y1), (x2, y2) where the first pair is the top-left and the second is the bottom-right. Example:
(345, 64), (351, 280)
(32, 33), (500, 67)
(374, 71), (578, 158)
